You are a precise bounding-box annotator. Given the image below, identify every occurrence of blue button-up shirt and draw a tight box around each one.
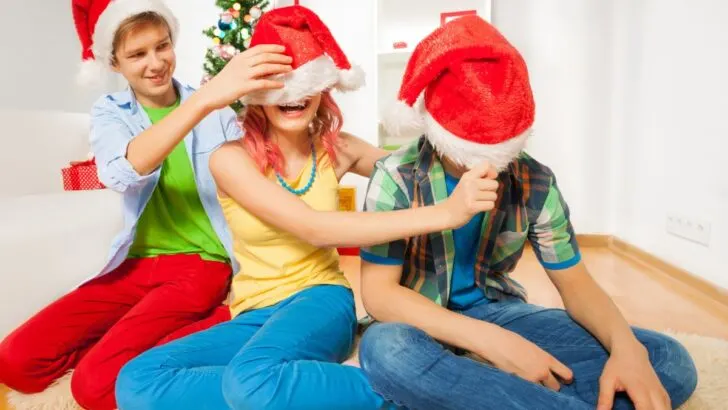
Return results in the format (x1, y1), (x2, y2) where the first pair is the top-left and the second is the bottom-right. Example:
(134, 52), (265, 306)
(89, 79), (242, 279)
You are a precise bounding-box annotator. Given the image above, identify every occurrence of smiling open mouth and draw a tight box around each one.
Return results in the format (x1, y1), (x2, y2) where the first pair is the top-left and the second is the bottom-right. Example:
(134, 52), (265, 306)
(147, 72), (167, 83)
(278, 98), (311, 114)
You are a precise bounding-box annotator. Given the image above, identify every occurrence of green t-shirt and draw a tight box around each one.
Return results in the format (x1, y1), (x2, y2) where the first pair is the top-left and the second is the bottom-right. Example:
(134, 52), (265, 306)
(128, 98), (228, 263)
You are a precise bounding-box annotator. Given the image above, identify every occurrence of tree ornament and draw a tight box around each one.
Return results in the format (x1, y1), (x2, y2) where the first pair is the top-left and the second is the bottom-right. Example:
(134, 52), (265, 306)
(220, 44), (238, 60)
(218, 11), (233, 30)
(232, 3), (241, 11)
(250, 7), (262, 19)
(211, 44), (223, 58)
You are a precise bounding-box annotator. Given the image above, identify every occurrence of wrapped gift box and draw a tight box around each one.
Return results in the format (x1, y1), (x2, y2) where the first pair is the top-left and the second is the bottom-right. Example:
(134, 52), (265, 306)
(61, 159), (105, 191)
(337, 186), (359, 256)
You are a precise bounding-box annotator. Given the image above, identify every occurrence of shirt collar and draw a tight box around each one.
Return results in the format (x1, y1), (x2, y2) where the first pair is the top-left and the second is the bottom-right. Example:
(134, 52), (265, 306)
(414, 137), (438, 184)
(118, 78), (192, 115)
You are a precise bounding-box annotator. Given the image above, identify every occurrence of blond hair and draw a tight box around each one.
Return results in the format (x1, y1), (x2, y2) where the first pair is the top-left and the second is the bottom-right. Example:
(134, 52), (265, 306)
(111, 11), (171, 64)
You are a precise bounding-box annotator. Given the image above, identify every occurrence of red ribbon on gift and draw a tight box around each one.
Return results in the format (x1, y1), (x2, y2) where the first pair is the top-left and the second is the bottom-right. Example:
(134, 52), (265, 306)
(68, 158), (96, 167)
(61, 158), (106, 191)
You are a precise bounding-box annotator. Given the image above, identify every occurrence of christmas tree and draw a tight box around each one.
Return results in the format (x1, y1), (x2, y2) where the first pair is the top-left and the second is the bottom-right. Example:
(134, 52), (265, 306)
(202, 0), (268, 113)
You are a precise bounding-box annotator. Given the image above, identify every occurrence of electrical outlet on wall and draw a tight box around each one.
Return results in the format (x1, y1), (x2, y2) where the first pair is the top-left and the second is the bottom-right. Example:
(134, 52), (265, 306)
(666, 215), (712, 246)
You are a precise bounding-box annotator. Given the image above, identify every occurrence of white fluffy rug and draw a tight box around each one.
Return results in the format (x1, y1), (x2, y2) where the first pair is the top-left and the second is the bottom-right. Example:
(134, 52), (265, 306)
(665, 331), (728, 410)
(5, 331), (727, 410)
(6, 371), (79, 410)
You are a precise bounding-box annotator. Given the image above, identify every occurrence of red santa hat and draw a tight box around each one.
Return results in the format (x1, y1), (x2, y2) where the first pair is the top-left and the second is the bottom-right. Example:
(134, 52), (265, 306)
(72, 0), (179, 85)
(383, 15), (535, 171)
(240, 5), (365, 105)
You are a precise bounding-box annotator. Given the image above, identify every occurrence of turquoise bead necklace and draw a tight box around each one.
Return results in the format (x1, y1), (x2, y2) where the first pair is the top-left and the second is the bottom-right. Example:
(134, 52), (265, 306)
(276, 142), (317, 196)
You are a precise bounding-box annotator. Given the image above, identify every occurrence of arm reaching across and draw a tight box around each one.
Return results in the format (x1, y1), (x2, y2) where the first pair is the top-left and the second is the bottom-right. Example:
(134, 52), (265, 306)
(209, 142), (499, 248)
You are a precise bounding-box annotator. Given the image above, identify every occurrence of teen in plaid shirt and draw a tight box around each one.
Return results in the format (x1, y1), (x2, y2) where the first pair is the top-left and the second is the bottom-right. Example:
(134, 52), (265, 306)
(358, 16), (697, 410)
(361, 143), (577, 306)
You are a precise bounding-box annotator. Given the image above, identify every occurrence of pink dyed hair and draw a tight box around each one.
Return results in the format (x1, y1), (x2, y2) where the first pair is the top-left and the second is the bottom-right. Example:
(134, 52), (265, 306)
(241, 91), (342, 176)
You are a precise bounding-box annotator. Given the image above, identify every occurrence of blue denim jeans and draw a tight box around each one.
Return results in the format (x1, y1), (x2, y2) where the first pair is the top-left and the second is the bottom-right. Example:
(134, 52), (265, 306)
(359, 300), (697, 410)
(116, 285), (388, 410)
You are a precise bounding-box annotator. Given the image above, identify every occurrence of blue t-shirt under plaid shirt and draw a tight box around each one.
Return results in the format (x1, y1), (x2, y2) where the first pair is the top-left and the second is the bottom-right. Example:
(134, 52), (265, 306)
(444, 173), (489, 310)
(362, 172), (490, 311)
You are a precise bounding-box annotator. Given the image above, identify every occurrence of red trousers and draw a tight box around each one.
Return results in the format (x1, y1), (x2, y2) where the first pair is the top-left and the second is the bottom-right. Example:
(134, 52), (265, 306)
(0, 254), (232, 410)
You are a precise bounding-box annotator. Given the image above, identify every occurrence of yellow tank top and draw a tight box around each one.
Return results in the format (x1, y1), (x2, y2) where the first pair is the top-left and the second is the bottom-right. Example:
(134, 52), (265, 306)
(220, 148), (350, 317)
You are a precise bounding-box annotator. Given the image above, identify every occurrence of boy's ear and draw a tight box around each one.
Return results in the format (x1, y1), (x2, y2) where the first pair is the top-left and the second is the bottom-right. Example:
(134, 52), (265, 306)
(110, 58), (121, 73)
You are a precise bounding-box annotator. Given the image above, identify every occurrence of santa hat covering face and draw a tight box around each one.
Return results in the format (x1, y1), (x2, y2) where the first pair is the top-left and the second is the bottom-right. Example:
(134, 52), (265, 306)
(384, 15), (535, 171)
(240, 5), (365, 106)
(72, 0), (179, 85)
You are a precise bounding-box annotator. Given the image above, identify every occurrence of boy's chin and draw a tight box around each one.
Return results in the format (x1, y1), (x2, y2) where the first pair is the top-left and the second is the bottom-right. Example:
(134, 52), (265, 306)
(133, 78), (173, 95)
(146, 81), (174, 94)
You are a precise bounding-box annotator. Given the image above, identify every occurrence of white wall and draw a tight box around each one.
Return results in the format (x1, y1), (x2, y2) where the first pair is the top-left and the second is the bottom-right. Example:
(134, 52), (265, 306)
(608, 0), (728, 289)
(377, 0), (490, 53)
(164, 0), (220, 87)
(0, 111), (91, 198)
(0, 2), (119, 113)
(493, 0), (613, 234)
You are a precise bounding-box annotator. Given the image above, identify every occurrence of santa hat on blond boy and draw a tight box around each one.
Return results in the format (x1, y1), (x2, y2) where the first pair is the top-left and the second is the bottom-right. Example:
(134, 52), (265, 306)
(383, 15), (535, 171)
(240, 5), (365, 105)
(72, 0), (179, 85)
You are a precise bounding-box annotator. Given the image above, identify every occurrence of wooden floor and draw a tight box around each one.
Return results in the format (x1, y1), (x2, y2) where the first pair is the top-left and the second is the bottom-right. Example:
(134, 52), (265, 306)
(341, 246), (728, 340)
(0, 386), (7, 410)
(2, 246), (727, 409)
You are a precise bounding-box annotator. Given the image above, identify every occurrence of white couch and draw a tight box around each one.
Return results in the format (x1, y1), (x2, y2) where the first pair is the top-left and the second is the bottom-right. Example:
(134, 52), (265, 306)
(0, 109), (123, 339)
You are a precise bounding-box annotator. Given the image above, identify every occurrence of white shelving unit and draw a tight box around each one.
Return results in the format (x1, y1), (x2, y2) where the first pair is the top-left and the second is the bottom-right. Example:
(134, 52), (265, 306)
(376, 0), (492, 150)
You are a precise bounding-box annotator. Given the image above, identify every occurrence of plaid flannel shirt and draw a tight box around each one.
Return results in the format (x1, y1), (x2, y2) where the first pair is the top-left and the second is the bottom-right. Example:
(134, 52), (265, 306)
(362, 137), (581, 307)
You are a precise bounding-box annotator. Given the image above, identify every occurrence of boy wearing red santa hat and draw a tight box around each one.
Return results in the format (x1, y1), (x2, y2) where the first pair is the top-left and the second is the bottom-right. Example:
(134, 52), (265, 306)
(358, 15), (697, 410)
(0, 0), (292, 408)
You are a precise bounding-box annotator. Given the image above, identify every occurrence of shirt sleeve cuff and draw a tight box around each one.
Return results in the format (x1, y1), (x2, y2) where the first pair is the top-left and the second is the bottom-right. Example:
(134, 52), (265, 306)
(231, 124), (243, 140)
(109, 155), (158, 186)
(222, 107), (244, 141)
(539, 252), (582, 270)
(361, 251), (404, 266)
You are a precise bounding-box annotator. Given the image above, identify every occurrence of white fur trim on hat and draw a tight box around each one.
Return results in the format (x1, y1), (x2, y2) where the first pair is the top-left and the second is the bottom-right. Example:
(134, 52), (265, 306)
(92, 0), (179, 68)
(424, 110), (531, 172)
(76, 59), (109, 86)
(336, 64), (365, 91)
(381, 96), (425, 139)
(240, 55), (341, 105)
